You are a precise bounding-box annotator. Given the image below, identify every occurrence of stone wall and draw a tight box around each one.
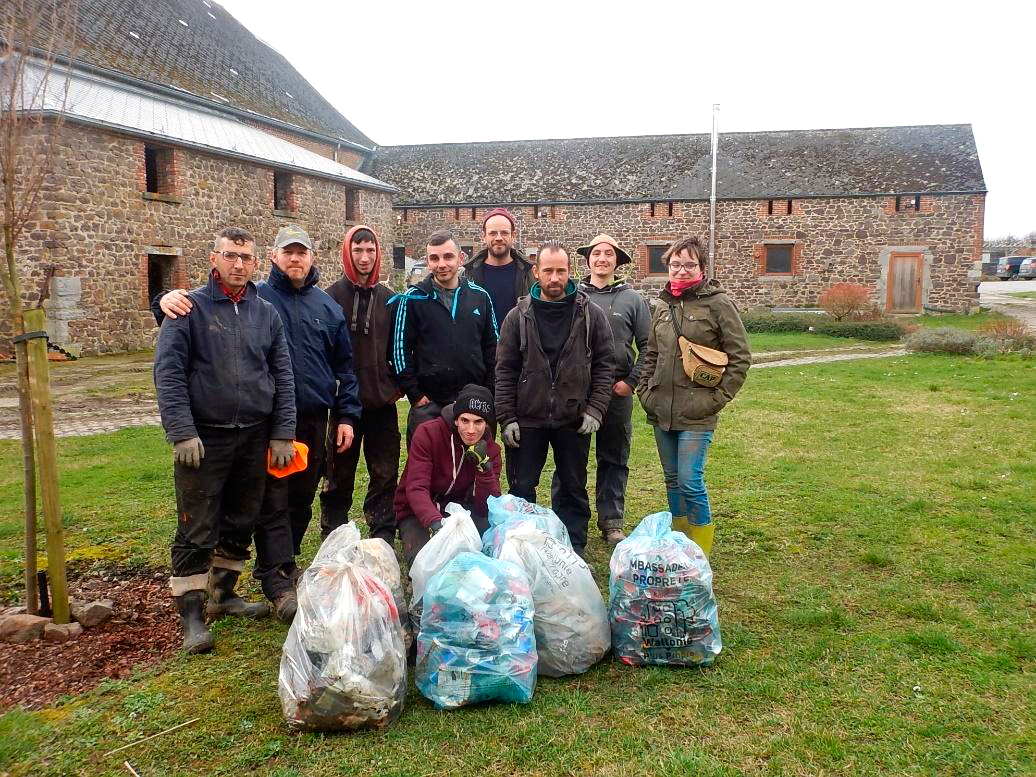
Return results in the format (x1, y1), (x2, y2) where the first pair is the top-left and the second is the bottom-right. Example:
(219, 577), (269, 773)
(393, 193), (983, 312)
(0, 122), (394, 356)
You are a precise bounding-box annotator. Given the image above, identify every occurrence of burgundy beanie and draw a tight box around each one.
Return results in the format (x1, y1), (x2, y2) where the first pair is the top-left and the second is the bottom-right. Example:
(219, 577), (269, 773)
(481, 207), (516, 231)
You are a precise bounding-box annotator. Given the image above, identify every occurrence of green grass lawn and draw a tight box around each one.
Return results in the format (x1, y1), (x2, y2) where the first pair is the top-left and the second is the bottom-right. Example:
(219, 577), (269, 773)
(907, 310), (1015, 331)
(1, 353), (1035, 776)
(1008, 291), (1036, 300)
(749, 332), (871, 353)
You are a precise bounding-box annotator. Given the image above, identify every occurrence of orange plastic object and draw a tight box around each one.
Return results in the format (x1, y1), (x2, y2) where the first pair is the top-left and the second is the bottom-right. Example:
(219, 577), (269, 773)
(266, 440), (309, 478)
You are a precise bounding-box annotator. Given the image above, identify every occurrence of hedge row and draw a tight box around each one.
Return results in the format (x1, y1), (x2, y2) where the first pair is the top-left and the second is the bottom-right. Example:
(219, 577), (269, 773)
(741, 313), (905, 341)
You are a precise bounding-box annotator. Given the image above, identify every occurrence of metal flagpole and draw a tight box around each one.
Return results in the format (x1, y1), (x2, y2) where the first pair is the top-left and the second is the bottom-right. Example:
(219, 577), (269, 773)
(708, 103), (719, 277)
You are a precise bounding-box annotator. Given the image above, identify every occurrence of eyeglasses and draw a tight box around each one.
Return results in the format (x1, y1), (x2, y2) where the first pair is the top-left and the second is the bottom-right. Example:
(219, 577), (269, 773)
(669, 262), (700, 273)
(218, 251), (256, 265)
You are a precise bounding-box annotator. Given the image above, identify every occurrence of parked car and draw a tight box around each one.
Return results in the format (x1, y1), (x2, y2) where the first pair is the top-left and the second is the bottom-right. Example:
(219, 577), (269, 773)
(996, 256), (1030, 280)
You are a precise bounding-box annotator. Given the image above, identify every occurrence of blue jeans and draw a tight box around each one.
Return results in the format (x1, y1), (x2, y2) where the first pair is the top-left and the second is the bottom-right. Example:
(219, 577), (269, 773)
(653, 428), (714, 526)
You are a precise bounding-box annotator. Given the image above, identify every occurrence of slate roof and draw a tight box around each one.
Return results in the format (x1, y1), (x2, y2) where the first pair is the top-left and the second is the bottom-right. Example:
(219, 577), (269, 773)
(50, 0), (374, 148)
(374, 124), (986, 206)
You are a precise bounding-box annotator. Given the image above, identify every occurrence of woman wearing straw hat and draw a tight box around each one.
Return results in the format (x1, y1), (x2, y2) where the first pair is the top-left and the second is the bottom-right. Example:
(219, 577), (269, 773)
(636, 236), (751, 556)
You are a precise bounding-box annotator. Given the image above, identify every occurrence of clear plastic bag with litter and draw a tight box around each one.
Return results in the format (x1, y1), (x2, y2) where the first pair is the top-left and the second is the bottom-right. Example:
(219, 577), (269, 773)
(408, 503), (483, 634)
(415, 551), (537, 709)
(496, 523), (610, 677)
(608, 511), (722, 667)
(278, 523), (407, 731)
(482, 494), (572, 556)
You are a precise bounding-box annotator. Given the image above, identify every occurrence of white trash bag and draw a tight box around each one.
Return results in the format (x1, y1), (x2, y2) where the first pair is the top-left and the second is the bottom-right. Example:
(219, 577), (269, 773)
(278, 523), (407, 731)
(497, 524), (610, 677)
(408, 503), (482, 631)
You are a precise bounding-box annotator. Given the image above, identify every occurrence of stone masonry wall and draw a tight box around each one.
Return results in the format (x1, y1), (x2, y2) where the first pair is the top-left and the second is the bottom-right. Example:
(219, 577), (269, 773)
(393, 194), (983, 312)
(0, 122), (394, 355)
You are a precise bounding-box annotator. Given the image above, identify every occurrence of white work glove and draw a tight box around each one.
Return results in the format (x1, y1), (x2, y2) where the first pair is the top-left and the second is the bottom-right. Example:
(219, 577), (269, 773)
(502, 422), (521, 448)
(577, 413), (601, 435)
(173, 437), (204, 468)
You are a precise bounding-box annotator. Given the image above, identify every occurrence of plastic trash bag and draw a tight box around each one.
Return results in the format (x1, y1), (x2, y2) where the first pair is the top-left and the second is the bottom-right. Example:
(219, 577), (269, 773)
(357, 538), (411, 652)
(608, 512), (721, 667)
(497, 524), (610, 677)
(408, 503), (483, 632)
(416, 551), (537, 709)
(278, 523), (407, 731)
(482, 494), (571, 557)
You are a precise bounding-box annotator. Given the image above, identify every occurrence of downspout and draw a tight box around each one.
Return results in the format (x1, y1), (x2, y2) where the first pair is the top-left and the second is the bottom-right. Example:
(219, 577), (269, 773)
(708, 103), (719, 278)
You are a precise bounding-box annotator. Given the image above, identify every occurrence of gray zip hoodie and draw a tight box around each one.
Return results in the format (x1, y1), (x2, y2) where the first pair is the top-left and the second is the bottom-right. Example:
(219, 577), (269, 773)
(578, 277), (651, 388)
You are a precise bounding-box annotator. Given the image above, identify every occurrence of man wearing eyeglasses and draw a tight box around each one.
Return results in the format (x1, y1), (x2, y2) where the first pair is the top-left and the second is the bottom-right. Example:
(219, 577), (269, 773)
(156, 225), (361, 625)
(154, 226), (296, 653)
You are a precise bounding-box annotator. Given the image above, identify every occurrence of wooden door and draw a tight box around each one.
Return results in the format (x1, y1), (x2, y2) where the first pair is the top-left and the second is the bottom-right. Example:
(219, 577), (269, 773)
(887, 253), (923, 313)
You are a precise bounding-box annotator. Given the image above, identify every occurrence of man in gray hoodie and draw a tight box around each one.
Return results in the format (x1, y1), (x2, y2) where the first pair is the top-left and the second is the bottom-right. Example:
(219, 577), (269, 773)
(552, 234), (650, 546)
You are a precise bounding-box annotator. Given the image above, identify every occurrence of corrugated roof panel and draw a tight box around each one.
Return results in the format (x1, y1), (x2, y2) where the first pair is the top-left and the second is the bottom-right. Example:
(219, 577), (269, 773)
(24, 61), (394, 192)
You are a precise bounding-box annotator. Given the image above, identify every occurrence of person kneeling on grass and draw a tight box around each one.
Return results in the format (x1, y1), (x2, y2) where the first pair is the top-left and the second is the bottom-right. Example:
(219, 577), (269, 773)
(394, 384), (502, 566)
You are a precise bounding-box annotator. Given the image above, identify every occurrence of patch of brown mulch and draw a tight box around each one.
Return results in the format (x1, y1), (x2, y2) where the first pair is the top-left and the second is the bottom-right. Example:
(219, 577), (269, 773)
(0, 572), (180, 711)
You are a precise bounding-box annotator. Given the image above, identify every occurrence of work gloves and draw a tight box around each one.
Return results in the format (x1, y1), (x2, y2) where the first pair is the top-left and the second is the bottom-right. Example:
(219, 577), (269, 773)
(427, 519), (443, 535)
(174, 437), (205, 468)
(269, 439), (296, 470)
(577, 413), (601, 435)
(502, 422), (521, 448)
(465, 440), (492, 473)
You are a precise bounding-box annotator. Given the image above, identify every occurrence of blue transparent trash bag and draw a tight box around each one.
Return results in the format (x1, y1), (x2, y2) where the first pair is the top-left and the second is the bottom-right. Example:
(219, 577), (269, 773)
(498, 524), (610, 677)
(279, 523), (407, 731)
(409, 502), (482, 633)
(416, 551), (537, 709)
(608, 511), (722, 667)
(482, 494), (571, 557)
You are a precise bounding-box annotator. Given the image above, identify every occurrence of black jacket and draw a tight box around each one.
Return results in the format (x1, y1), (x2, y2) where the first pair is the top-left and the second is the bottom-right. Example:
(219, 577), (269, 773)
(326, 277), (398, 410)
(389, 275), (498, 406)
(495, 283), (615, 429)
(153, 274), (296, 443)
(463, 248), (535, 300)
(578, 277), (652, 387)
(259, 264), (362, 424)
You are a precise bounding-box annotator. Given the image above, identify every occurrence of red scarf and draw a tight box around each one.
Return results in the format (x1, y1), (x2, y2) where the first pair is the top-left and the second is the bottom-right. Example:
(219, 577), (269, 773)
(668, 273), (704, 297)
(212, 269), (247, 303)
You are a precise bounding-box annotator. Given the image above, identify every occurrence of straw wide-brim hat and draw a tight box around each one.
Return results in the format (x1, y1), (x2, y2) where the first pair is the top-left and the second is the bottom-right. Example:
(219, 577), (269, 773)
(576, 234), (632, 266)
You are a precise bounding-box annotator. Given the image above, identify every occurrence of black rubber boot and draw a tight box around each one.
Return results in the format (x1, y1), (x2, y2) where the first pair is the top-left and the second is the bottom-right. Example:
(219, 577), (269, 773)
(207, 567), (270, 619)
(174, 591), (215, 654)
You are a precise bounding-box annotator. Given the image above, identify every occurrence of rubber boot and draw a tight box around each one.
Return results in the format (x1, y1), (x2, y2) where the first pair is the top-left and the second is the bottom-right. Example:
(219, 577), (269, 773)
(207, 567), (270, 619)
(671, 515), (692, 537)
(687, 523), (715, 557)
(174, 591), (215, 654)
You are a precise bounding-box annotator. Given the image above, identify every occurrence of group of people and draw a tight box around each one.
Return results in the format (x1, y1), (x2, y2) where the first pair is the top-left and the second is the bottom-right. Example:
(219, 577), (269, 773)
(151, 208), (751, 654)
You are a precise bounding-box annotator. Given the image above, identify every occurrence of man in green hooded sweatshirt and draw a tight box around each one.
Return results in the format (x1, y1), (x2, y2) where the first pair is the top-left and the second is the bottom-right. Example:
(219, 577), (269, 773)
(495, 240), (615, 558)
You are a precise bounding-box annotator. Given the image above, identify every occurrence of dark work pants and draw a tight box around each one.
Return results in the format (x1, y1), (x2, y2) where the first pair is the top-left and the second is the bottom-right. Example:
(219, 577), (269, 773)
(398, 509), (490, 568)
(551, 392), (633, 534)
(171, 423), (268, 580)
(405, 400), (442, 447)
(320, 403), (401, 544)
(252, 410), (327, 595)
(510, 424), (592, 555)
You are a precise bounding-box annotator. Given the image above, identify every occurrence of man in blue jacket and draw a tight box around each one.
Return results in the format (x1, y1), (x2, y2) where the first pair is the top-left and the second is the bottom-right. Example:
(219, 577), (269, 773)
(156, 225), (361, 623)
(154, 226), (296, 653)
(390, 229), (498, 444)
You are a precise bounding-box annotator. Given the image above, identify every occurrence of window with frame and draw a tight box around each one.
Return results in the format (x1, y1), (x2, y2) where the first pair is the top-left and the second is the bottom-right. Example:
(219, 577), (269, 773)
(345, 189), (357, 221)
(895, 194), (922, 212)
(147, 254), (177, 306)
(763, 243), (793, 274)
(534, 204), (554, 219)
(392, 245), (406, 270)
(647, 244), (671, 274)
(767, 199), (793, 216)
(274, 171), (294, 212)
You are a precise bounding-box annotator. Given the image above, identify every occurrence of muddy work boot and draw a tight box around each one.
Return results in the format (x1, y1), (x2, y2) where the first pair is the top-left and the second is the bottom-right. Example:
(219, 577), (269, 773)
(207, 567), (270, 619)
(272, 589), (298, 625)
(603, 527), (626, 547)
(261, 566), (300, 624)
(174, 591), (215, 654)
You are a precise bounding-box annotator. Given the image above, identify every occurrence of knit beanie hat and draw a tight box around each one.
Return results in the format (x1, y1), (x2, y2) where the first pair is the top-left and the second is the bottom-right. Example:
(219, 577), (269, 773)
(453, 383), (495, 425)
(481, 207), (516, 231)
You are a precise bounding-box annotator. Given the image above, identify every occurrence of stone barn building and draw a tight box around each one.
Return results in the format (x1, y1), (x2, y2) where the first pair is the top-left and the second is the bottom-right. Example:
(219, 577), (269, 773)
(5, 0), (396, 356)
(374, 125), (986, 314)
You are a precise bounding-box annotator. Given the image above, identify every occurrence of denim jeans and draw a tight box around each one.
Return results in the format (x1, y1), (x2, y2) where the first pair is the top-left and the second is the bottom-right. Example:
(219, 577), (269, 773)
(652, 428), (714, 526)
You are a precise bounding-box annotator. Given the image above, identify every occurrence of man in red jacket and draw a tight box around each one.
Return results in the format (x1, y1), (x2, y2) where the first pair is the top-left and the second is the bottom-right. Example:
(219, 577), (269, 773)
(394, 383), (502, 565)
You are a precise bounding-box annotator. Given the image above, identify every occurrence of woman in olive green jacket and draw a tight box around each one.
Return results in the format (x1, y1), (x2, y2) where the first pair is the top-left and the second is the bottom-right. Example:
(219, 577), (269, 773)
(637, 236), (751, 555)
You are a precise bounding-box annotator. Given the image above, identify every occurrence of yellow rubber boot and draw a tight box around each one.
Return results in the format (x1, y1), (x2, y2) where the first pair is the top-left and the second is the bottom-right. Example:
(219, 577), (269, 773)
(687, 523), (715, 556)
(671, 515), (692, 536)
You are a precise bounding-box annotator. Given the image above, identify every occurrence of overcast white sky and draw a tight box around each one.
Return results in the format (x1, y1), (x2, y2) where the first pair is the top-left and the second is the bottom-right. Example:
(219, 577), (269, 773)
(220, 0), (1033, 239)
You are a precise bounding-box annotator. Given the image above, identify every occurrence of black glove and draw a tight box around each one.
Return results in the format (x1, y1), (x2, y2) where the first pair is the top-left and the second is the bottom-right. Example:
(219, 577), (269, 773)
(464, 440), (492, 473)
(427, 519), (443, 535)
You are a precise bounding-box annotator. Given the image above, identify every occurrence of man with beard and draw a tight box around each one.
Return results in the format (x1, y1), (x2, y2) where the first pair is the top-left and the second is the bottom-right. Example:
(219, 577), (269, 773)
(462, 207), (534, 325)
(321, 225), (401, 546)
(495, 241), (614, 558)
(390, 230), (498, 444)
